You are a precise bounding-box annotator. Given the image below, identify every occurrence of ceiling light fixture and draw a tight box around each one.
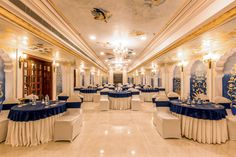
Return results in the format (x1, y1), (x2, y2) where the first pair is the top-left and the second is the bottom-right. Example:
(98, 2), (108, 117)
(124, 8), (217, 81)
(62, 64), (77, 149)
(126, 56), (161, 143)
(100, 52), (105, 55)
(140, 36), (147, 41)
(89, 35), (96, 40)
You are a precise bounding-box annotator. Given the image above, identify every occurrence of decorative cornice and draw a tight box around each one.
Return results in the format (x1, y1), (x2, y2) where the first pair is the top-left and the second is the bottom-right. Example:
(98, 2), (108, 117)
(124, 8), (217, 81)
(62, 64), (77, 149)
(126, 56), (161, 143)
(0, 6), (107, 72)
(129, 4), (236, 73)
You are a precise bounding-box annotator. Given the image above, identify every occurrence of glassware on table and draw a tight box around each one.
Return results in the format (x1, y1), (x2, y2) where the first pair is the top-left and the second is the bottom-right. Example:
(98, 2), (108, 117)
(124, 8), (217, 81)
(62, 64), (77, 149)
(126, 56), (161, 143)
(32, 95), (37, 105)
(187, 96), (191, 105)
(42, 99), (45, 104)
(45, 94), (49, 105)
(197, 98), (202, 105)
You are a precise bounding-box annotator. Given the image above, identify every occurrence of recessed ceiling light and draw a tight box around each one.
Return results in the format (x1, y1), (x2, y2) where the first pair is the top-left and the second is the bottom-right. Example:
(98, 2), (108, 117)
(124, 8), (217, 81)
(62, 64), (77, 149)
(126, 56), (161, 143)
(100, 52), (105, 55)
(127, 59), (131, 62)
(105, 59), (108, 62)
(140, 36), (147, 41)
(89, 35), (96, 40)
(132, 52), (136, 55)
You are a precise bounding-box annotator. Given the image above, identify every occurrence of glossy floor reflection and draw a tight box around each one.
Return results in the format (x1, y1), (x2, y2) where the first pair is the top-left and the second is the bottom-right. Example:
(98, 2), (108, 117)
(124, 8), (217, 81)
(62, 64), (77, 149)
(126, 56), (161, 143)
(0, 102), (235, 157)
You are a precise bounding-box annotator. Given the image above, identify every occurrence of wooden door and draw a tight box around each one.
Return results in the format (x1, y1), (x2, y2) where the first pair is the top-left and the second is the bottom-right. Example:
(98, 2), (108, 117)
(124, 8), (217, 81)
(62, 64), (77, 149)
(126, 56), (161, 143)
(23, 57), (52, 99)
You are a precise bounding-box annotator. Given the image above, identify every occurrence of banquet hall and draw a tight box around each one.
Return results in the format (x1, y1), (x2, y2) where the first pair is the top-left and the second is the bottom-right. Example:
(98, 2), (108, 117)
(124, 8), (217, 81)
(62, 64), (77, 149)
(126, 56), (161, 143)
(1, 0), (236, 157)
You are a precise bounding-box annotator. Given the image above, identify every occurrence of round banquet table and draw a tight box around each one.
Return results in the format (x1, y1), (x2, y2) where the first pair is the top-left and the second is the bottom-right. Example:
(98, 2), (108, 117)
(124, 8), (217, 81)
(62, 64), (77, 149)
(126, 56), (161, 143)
(80, 89), (97, 102)
(140, 89), (159, 102)
(5, 101), (67, 147)
(108, 91), (132, 110)
(170, 100), (228, 144)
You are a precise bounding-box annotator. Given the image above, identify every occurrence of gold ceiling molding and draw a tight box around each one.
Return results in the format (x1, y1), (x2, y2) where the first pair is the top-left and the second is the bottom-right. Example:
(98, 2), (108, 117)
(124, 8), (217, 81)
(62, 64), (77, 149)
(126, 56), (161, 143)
(47, 0), (101, 63)
(129, 5), (236, 74)
(0, 6), (107, 72)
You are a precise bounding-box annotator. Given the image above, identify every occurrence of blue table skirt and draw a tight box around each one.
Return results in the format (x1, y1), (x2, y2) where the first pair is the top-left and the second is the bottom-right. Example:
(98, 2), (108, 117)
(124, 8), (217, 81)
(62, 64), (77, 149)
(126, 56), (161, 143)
(231, 106), (236, 115)
(100, 92), (109, 95)
(66, 102), (82, 108)
(58, 96), (69, 101)
(108, 92), (132, 98)
(80, 89), (97, 93)
(155, 101), (170, 107)
(140, 89), (159, 92)
(2, 103), (19, 110)
(159, 88), (165, 91)
(170, 101), (227, 120)
(168, 97), (179, 101)
(131, 91), (140, 95)
(8, 102), (67, 122)
(218, 103), (231, 109)
(74, 88), (83, 91)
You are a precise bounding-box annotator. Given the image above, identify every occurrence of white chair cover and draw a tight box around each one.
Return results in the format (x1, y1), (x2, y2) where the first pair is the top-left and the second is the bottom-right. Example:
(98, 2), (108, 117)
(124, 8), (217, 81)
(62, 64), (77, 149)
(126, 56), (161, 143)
(167, 92), (180, 98)
(109, 97), (131, 110)
(25, 94), (39, 99)
(212, 96), (231, 104)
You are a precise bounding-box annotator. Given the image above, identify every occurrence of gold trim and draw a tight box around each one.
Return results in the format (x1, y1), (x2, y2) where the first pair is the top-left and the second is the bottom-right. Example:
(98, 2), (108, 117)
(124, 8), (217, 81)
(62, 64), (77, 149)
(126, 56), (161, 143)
(129, 6), (236, 73)
(47, 0), (101, 60)
(0, 6), (107, 72)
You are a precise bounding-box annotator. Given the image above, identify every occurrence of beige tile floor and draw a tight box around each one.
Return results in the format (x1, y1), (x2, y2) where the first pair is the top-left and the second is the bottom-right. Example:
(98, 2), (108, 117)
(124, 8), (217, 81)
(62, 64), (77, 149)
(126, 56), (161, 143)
(0, 102), (236, 157)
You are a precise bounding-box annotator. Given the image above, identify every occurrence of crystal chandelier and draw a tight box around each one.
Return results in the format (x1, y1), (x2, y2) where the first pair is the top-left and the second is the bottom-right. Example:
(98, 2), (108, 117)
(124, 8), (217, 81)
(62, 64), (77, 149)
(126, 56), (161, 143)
(113, 44), (128, 58)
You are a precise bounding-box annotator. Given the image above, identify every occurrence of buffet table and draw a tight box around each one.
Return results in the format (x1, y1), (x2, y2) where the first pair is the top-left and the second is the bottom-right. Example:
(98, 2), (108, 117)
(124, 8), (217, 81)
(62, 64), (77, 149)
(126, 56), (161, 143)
(80, 89), (97, 102)
(140, 89), (159, 102)
(5, 101), (67, 147)
(108, 91), (132, 110)
(170, 100), (228, 144)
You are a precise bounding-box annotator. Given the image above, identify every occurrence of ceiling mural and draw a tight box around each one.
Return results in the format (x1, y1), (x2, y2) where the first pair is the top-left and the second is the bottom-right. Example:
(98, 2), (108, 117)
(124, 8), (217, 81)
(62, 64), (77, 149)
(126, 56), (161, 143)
(51, 0), (187, 69)
(91, 8), (112, 23)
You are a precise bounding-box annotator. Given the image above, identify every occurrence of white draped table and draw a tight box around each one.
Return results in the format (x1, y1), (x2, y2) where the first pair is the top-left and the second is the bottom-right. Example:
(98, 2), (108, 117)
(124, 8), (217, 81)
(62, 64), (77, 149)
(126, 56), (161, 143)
(5, 102), (67, 147)
(108, 92), (132, 110)
(170, 101), (228, 144)
(80, 89), (97, 102)
(140, 89), (159, 102)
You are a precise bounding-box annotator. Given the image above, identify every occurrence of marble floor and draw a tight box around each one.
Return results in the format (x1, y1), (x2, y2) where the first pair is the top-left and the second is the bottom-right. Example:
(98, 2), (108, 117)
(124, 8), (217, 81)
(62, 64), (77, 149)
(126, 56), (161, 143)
(0, 102), (236, 157)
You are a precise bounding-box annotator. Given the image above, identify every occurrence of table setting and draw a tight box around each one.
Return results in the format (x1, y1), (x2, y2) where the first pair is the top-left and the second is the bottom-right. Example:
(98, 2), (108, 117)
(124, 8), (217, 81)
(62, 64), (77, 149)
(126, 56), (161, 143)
(5, 98), (67, 147)
(170, 99), (228, 144)
(108, 91), (132, 110)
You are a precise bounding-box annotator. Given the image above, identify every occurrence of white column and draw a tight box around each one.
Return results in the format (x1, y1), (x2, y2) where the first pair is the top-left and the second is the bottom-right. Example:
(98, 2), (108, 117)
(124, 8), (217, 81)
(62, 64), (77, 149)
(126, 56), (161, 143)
(52, 65), (57, 100)
(76, 68), (80, 87)
(4, 62), (15, 100)
(108, 69), (113, 84)
(84, 69), (90, 87)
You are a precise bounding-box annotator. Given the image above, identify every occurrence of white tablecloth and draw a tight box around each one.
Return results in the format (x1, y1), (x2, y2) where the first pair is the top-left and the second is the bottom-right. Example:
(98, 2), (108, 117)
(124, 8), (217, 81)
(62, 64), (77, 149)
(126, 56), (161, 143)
(173, 113), (228, 144)
(81, 93), (95, 102)
(109, 97), (131, 110)
(5, 113), (63, 147)
(141, 92), (158, 102)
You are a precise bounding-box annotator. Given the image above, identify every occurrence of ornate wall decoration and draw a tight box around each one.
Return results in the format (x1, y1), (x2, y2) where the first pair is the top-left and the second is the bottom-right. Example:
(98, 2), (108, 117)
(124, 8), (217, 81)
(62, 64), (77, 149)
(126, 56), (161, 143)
(190, 61), (207, 99)
(91, 8), (112, 23)
(0, 58), (5, 101)
(56, 66), (62, 95)
(173, 78), (181, 94)
(223, 64), (236, 100)
(173, 66), (181, 94)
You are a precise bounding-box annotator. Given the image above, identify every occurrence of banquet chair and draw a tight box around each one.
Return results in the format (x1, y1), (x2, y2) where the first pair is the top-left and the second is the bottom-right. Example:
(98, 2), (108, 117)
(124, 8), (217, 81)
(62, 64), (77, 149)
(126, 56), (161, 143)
(131, 94), (141, 111)
(54, 94), (83, 142)
(93, 93), (100, 103)
(54, 114), (82, 142)
(0, 106), (8, 143)
(99, 88), (111, 111)
(212, 96), (232, 110)
(167, 92), (180, 100)
(153, 95), (181, 139)
(212, 96), (236, 140)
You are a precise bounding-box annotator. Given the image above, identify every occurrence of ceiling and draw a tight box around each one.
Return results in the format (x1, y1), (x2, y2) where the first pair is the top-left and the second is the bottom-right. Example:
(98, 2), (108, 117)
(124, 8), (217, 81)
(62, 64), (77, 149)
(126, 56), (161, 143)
(142, 16), (236, 70)
(51, 0), (187, 69)
(0, 17), (97, 69)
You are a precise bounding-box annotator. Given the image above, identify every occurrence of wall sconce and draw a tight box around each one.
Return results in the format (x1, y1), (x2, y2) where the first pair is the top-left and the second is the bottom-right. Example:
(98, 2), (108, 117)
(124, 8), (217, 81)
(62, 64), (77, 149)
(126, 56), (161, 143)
(19, 53), (27, 69)
(203, 53), (220, 69)
(177, 60), (188, 72)
(52, 60), (59, 72)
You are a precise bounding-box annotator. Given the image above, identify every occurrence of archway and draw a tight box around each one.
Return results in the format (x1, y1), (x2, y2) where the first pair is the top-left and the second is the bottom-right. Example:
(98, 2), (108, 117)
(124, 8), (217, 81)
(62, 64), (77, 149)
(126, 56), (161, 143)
(173, 66), (181, 94)
(222, 52), (236, 100)
(0, 49), (13, 101)
(190, 60), (207, 99)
